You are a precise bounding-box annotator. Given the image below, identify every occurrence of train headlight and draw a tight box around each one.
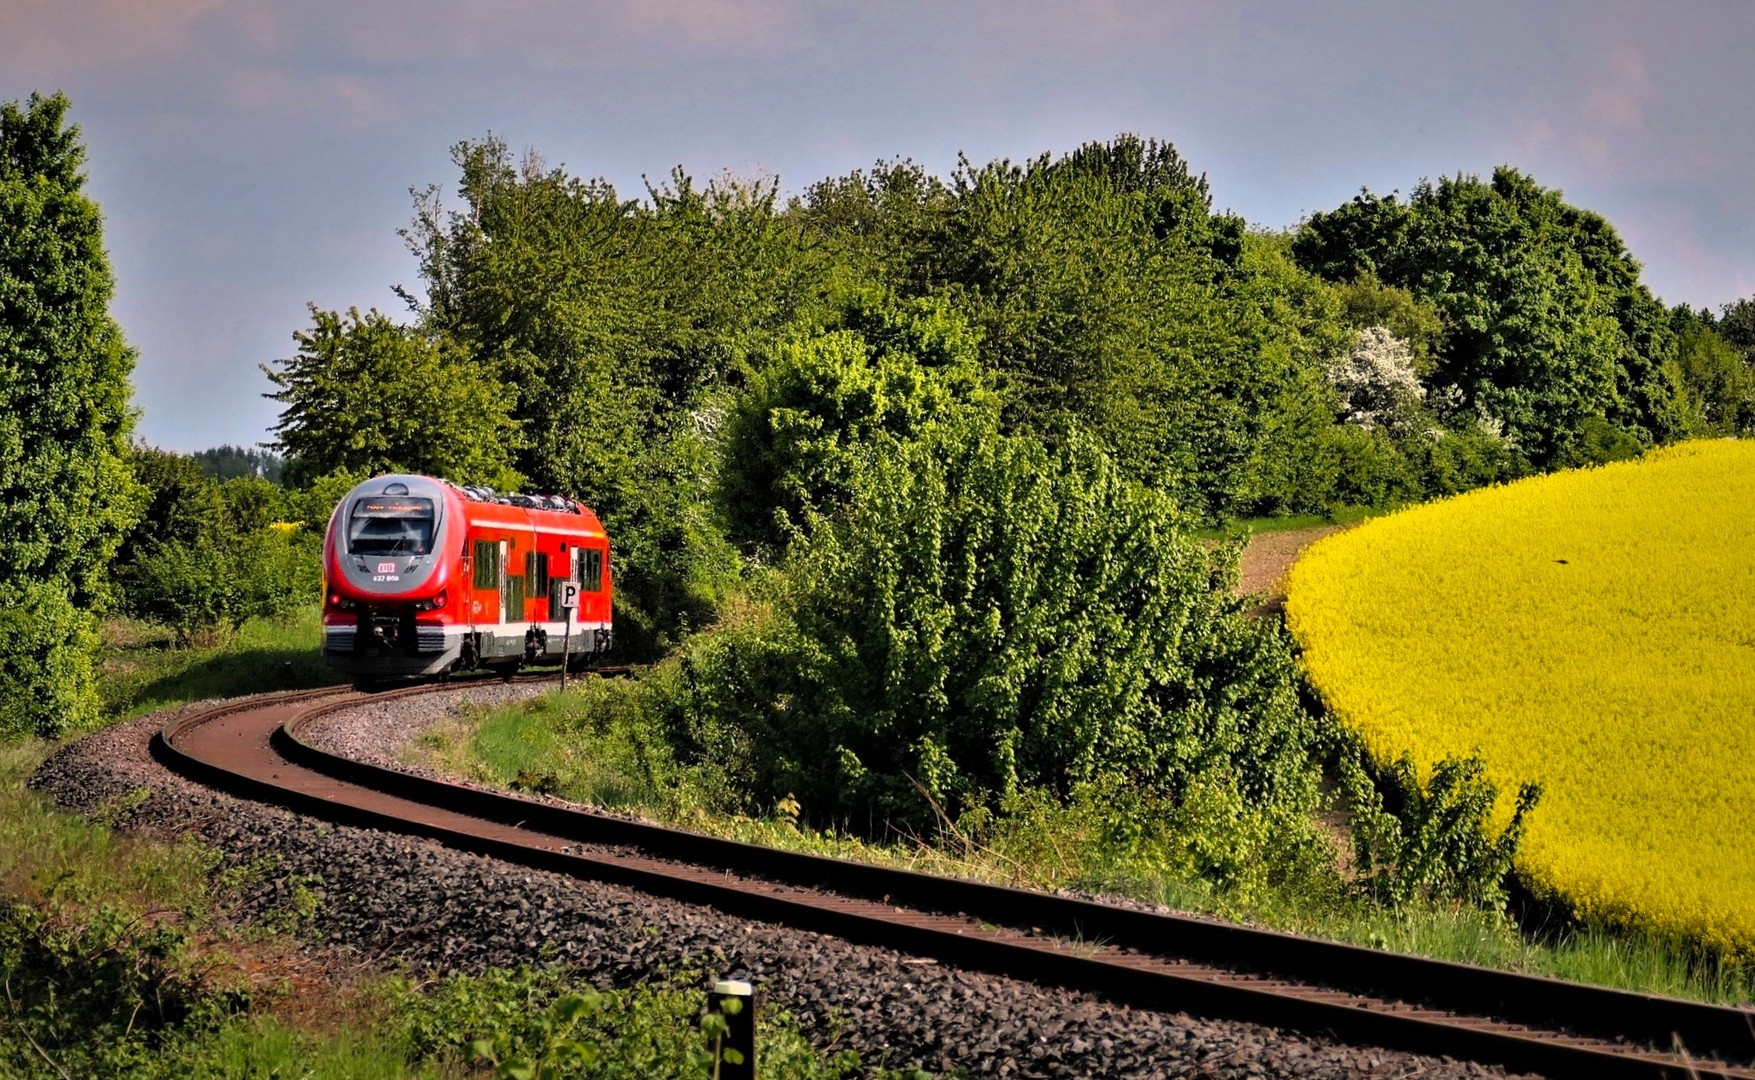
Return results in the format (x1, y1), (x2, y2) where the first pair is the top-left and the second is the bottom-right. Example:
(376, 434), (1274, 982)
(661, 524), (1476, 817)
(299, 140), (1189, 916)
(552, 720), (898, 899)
(414, 589), (448, 613)
(327, 593), (358, 612)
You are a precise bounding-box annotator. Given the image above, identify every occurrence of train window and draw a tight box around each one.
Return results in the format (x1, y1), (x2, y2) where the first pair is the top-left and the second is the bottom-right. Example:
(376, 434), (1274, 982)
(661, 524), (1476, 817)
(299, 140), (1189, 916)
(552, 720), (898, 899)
(534, 552), (548, 590)
(349, 497), (434, 555)
(583, 548), (603, 592)
(472, 540), (498, 589)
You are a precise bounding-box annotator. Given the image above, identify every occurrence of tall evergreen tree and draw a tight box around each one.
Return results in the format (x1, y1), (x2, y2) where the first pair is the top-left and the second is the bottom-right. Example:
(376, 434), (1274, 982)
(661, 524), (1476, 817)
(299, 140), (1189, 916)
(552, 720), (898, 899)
(0, 92), (139, 737)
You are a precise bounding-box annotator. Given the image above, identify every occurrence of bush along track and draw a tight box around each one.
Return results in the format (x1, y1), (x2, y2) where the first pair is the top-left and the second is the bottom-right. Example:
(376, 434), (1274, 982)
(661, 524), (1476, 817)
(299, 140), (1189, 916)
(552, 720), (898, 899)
(34, 684), (1544, 1080)
(108, 680), (1755, 1077)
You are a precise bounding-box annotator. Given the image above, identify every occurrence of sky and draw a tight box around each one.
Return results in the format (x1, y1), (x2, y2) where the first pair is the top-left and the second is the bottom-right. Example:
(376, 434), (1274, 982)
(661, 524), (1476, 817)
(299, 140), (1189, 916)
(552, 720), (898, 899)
(4, 0), (1753, 452)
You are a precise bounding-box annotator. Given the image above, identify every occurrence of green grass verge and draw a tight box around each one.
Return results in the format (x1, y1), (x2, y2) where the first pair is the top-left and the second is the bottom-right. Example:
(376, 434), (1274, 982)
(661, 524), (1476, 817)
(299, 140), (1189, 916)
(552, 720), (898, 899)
(420, 683), (1755, 1007)
(1192, 504), (1393, 542)
(95, 604), (346, 722)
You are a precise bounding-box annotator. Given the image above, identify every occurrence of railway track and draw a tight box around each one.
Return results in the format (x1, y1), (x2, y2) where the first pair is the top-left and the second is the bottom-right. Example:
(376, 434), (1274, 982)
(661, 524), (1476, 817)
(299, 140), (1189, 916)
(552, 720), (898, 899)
(152, 680), (1755, 1080)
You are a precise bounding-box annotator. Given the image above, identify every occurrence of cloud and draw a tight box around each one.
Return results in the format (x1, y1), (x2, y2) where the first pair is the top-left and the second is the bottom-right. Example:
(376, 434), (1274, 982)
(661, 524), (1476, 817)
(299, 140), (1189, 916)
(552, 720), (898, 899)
(220, 65), (401, 128)
(277, 0), (810, 69)
(0, 0), (227, 77)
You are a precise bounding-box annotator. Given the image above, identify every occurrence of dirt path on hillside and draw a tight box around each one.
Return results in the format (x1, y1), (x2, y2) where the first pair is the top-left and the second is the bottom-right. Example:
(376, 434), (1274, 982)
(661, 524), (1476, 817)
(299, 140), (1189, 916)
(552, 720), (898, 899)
(1237, 524), (1355, 616)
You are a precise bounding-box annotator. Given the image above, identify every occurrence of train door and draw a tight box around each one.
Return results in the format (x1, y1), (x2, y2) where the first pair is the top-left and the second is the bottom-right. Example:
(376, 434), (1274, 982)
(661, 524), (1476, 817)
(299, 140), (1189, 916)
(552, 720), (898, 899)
(497, 539), (511, 630)
(469, 536), (501, 625)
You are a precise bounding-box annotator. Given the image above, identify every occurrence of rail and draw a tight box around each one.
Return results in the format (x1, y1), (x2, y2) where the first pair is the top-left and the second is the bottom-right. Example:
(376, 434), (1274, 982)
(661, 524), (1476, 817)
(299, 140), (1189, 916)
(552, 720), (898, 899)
(151, 682), (1755, 1080)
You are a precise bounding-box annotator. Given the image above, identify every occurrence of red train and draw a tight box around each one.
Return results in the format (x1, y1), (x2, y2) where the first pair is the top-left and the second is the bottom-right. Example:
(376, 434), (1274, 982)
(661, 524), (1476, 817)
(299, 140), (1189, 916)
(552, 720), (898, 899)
(320, 474), (612, 679)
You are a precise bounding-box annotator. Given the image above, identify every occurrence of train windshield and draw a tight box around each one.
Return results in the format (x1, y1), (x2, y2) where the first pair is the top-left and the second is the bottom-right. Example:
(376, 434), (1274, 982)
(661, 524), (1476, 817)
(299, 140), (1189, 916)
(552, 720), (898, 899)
(348, 497), (436, 556)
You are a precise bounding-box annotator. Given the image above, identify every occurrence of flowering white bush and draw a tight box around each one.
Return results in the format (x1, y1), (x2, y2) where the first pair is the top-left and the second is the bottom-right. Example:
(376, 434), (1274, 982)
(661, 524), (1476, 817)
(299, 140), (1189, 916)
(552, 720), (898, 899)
(1328, 327), (1426, 434)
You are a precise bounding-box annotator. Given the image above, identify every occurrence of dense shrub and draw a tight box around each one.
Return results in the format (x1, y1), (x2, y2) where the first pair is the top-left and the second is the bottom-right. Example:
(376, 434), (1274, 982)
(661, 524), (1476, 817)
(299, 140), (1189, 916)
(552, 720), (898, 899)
(719, 313), (995, 552)
(0, 900), (220, 1076)
(0, 582), (101, 738)
(1337, 741), (1540, 909)
(680, 422), (1325, 836)
(124, 530), (319, 646)
(120, 446), (229, 564)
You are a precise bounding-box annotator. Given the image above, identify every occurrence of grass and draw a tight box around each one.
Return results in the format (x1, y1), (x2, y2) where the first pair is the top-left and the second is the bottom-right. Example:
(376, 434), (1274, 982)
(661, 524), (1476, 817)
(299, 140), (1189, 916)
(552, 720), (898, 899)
(414, 682), (1755, 1007)
(95, 604), (346, 721)
(1193, 504), (1391, 542)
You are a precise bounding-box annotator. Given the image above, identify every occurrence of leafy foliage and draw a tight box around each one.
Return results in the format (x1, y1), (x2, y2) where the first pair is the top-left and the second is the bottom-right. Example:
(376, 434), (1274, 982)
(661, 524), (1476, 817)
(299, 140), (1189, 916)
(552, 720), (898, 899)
(0, 582), (103, 738)
(111, 445), (320, 647)
(401, 137), (823, 651)
(0, 92), (140, 738)
(1719, 297), (1755, 356)
(1292, 168), (1682, 465)
(265, 305), (524, 489)
(0, 900), (223, 1077)
(1329, 271), (1446, 373)
(397, 966), (876, 1080)
(122, 529), (318, 646)
(117, 446), (229, 566)
(682, 420), (1325, 834)
(887, 137), (1349, 518)
(1337, 744), (1539, 908)
(718, 306), (995, 551)
(1667, 305), (1755, 435)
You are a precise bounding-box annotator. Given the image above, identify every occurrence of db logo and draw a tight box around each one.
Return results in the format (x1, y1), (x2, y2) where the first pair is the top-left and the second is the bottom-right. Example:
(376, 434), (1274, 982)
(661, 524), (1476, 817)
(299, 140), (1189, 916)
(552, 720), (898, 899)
(376, 562), (396, 574)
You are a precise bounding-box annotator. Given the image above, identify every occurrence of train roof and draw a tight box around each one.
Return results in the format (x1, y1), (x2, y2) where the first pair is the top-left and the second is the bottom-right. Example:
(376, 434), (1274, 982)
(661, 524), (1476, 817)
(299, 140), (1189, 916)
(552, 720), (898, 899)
(448, 481), (606, 538)
(459, 495), (606, 538)
(338, 474), (607, 540)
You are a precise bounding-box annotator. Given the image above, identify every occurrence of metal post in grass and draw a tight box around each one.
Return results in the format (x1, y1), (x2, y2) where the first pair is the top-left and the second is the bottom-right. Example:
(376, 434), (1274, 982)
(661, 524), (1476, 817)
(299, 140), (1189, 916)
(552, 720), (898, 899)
(707, 977), (755, 1080)
(558, 579), (579, 694)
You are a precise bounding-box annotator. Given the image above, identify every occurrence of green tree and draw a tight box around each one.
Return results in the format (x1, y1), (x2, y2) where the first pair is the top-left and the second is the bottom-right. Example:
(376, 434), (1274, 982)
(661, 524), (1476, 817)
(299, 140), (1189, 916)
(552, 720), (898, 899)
(1292, 169), (1682, 464)
(1329, 269), (1446, 374)
(190, 443), (283, 481)
(0, 92), (139, 737)
(117, 445), (227, 568)
(265, 306), (523, 488)
(888, 135), (1349, 518)
(404, 138), (822, 652)
(718, 300), (996, 551)
(1719, 297), (1755, 357)
(1667, 305), (1753, 435)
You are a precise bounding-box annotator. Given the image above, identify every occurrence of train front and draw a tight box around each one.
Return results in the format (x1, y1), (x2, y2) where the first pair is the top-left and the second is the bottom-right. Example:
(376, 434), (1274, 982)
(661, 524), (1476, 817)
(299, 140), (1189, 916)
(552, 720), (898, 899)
(320, 474), (465, 677)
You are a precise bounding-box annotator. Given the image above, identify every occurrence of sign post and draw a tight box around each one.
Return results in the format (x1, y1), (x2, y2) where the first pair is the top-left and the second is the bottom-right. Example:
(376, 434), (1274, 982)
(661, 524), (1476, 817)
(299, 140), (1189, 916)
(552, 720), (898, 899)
(558, 580), (580, 692)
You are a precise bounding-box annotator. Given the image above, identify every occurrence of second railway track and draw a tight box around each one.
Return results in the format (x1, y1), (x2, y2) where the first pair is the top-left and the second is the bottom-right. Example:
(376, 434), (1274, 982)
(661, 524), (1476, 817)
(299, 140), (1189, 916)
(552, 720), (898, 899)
(152, 679), (1755, 1080)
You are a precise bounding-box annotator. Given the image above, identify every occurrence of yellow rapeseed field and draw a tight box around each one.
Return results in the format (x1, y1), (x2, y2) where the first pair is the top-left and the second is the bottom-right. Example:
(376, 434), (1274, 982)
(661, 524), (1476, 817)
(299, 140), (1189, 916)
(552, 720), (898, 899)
(1286, 440), (1755, 956)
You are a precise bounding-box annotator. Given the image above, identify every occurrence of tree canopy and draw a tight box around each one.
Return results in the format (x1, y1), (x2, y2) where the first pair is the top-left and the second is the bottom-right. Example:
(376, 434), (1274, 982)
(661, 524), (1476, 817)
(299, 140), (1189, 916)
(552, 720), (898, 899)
(1292, 168), (1682, 465)
(265, 305), (523, 489)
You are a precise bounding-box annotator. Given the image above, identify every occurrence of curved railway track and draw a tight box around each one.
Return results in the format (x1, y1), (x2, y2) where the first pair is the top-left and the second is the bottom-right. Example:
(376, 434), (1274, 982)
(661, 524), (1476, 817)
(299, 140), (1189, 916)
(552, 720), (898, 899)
(152, 680), (1755, 1080)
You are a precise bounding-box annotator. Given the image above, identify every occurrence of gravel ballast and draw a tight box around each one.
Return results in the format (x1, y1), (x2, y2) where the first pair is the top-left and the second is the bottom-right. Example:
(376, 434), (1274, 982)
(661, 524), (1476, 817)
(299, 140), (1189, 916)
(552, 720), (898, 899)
(32, 687), (1517, 1079)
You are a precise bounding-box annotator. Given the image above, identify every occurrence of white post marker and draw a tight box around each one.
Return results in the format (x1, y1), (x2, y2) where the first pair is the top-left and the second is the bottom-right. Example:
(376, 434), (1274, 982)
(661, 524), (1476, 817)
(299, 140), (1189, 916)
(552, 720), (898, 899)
(558, 580), (580, 692)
